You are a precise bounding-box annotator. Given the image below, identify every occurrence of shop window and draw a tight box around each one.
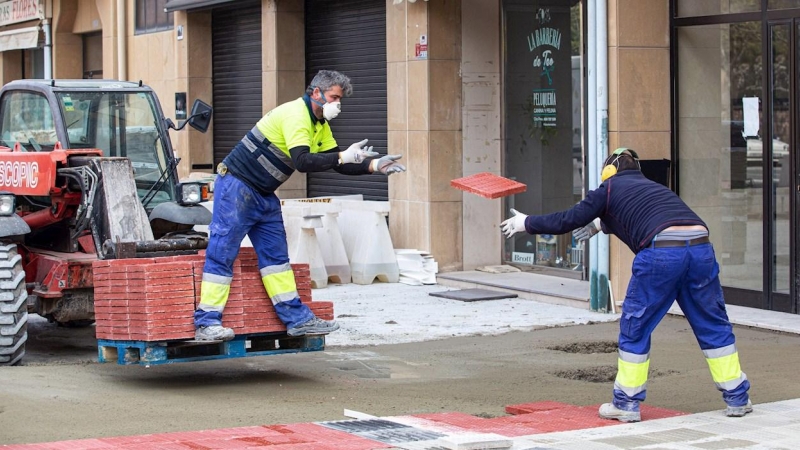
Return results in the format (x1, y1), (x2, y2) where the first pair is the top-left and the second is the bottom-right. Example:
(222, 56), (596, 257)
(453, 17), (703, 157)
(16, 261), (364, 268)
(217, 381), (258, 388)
(135, 0), (173, 35)
(502, 0), (584, 274)
(676, 0), (759, 17)
(769, 0), (800, 9)
(677, 22), (765, 294)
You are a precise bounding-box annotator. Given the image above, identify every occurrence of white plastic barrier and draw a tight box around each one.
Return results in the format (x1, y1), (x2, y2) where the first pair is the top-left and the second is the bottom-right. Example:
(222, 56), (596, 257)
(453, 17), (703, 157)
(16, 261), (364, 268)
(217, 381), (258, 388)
(334, 200), (400, 285)
(282, 204), (329, 288)
(283, 200), (351, 284)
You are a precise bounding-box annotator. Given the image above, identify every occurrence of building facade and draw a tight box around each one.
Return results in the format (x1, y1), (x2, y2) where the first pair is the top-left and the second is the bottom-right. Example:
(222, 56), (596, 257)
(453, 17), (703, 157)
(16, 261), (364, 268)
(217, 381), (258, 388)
(1, 0), (796, 314)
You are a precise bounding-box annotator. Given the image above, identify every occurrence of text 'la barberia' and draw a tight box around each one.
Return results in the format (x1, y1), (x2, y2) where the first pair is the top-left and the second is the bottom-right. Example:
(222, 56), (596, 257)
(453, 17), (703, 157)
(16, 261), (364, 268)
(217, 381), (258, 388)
(527, 27), (562, 52)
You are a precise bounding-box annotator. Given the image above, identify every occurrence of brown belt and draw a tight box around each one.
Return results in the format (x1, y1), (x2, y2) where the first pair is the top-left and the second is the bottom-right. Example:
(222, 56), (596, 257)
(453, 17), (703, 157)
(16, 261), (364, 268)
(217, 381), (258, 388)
(652, 236), (710, 248)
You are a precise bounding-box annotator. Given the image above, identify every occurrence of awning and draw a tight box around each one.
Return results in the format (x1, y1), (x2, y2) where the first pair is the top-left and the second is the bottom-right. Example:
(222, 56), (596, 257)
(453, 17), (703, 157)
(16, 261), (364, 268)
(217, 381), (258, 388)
(0, 26), (40, 53)
(164, 0), (237, 13)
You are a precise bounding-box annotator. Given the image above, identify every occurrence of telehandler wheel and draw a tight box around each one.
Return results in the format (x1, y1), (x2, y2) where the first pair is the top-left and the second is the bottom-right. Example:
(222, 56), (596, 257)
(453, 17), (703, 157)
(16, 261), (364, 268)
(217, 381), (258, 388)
(0, 243), (27, 366)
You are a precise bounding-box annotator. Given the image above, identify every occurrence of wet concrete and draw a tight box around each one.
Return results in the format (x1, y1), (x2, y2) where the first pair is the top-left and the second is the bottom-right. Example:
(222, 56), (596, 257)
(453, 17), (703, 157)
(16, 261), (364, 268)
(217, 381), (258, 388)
(3, 316), (800, 445)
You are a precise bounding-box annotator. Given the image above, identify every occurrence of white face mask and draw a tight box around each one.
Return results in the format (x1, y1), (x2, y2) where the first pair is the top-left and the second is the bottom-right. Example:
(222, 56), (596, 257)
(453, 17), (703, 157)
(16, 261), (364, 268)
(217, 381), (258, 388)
(311, 88), (342, 121)
(322, 100), (341, 121)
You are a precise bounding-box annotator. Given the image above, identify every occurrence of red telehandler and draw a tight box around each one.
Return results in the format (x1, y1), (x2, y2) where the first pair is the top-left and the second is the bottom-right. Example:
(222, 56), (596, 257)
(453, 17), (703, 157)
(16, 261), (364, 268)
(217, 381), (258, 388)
(0, 80), (216, 365)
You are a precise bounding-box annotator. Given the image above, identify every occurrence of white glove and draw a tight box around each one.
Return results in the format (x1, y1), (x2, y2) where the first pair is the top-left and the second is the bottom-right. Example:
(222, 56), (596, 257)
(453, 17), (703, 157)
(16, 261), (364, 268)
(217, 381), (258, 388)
(500, 208), (528, 238)
(371, 154), (407, 175)
(339, 139), (378, 164)
(573, 218), (601, 241)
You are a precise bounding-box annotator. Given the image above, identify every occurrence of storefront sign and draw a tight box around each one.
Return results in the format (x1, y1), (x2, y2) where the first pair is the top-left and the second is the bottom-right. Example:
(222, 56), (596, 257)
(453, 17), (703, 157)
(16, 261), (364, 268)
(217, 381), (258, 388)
(528, 8), (563, 128)
(0, 0), (42, 27)
(532, 88), (557, 128)
(511, 252), (534, 265)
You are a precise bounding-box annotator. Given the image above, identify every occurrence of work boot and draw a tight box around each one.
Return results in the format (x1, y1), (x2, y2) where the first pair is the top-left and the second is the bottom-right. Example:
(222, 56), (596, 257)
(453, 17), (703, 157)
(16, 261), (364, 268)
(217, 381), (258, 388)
(725, 401), (753, 417)
(598, 403), (641, 423)
(287, 316), (340, 337)
(195, 325), (235, 342)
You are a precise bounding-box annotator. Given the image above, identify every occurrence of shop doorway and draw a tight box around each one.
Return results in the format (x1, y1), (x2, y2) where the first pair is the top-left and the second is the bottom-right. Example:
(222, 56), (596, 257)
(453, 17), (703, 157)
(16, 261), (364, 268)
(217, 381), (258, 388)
(674, 3), (800, 313)
(211, 0), (262, 168)
(766, 17), (800, 312)
(502, 0), (583, 276)
(304, 0), (387, 201)
(82, 32), (102, 79)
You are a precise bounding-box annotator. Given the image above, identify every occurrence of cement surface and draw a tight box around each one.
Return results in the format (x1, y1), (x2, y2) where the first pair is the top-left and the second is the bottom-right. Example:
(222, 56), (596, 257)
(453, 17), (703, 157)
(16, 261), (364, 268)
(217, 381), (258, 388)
(3, 281), (800, 445)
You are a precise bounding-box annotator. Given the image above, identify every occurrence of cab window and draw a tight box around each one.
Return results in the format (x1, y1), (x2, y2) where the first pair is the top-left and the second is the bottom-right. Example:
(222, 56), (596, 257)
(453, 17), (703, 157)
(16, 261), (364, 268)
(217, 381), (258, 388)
(0, 91), (57, 151)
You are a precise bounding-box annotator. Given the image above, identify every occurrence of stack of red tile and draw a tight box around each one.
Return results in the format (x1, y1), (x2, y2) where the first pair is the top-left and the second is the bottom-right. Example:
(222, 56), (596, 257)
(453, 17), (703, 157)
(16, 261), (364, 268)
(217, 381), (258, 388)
(94, 249), (335, 341)
(232, 248), (334, 334)
(93, 258), (196, 341)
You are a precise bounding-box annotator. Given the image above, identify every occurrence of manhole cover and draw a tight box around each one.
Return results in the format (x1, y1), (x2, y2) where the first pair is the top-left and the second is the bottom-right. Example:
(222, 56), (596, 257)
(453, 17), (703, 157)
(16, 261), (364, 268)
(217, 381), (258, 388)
(548, 341), (618, 354)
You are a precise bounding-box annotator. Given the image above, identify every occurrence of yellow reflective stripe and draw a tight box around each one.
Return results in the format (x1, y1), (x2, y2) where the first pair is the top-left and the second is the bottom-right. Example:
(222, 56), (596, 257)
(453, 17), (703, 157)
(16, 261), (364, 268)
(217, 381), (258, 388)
(616, 357), (650, 389)
(199, 280), (230, 309)
(707, 352), (743, 383)
(262, 270), (296, 297)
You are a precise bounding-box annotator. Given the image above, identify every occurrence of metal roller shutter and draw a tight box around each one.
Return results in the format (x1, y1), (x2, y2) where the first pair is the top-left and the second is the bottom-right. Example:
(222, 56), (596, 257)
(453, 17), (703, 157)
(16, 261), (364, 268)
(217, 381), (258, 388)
(305, 0), (388, 201)
(211, 1), (262, 167)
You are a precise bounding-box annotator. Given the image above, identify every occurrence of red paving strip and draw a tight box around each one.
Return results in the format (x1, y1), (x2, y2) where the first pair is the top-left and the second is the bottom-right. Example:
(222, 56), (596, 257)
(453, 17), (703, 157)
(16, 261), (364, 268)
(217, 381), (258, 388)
(2, 402), (687, 449)
(450, 172), (527, 199)
(1, 424), (391, 450)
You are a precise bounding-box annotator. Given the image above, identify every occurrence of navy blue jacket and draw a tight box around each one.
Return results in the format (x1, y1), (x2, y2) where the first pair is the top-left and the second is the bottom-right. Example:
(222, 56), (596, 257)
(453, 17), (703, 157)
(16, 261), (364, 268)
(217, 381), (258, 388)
(524, 170), (707, 254)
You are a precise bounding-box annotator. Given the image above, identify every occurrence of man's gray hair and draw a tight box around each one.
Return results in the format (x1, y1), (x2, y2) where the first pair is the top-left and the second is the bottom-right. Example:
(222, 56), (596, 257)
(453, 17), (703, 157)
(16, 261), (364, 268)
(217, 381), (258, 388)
(306, 70), (353, 97)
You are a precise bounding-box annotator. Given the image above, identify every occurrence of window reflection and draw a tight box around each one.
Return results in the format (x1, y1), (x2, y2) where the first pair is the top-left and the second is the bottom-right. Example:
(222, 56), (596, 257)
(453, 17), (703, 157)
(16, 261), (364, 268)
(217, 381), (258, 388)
(769, 0), (800, 10)
(503, 1), (584, 273)
(678, 22), (764, 293)
(677, 0), (760, 17)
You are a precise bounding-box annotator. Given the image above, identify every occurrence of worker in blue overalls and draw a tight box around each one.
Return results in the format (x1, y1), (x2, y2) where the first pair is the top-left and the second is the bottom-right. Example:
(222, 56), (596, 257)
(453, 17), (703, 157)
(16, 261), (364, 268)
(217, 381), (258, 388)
(500, 148), (751, 422)
(195, 70), (406, 341)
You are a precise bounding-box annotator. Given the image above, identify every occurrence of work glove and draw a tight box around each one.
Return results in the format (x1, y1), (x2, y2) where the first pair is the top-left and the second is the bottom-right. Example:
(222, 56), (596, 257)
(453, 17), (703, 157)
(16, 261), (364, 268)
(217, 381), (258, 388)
(339, 139), (378, 164)
(500, 208), (528, 239)
(371, 154), (407, 175)
(573, 218), (601, 241)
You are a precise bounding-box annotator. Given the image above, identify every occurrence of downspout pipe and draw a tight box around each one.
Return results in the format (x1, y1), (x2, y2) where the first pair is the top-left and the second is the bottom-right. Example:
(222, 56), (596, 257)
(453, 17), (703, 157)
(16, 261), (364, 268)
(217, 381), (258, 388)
(116, 0), (127, 81)
(595, 0), (610, 312)
(586, 0), (598, 310)
(43, 19), (52, 79)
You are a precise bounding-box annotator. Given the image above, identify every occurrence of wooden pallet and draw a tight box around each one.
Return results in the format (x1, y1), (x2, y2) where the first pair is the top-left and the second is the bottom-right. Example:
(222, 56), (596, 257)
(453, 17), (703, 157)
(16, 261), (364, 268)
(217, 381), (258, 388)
(97, 333), (325, 366)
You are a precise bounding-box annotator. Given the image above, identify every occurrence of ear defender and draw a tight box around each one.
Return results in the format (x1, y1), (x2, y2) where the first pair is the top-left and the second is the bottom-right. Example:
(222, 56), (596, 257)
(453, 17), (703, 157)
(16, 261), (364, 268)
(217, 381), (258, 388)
(600, 163), (618, 182)
(601, 147), (640, 182)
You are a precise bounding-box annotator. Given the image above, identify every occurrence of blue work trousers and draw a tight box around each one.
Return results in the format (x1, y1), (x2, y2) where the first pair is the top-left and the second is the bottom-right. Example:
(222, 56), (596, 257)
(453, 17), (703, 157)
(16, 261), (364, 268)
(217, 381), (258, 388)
(613, 242), (750, 411)
(194, 173), (314, 329)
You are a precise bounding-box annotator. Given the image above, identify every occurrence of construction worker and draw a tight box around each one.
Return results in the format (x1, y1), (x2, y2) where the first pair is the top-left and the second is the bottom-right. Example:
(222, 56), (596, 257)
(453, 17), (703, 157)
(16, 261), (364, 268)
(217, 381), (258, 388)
(195, 70), (406, 341)
(500, 148), (751, 422)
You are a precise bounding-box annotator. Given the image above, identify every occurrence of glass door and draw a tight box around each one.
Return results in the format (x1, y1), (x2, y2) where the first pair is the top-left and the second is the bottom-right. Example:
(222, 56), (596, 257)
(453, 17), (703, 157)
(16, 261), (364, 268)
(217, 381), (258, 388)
(768, 20), (795, 312)
(675, 1), (800, 313)
(502, 0), (583, 276)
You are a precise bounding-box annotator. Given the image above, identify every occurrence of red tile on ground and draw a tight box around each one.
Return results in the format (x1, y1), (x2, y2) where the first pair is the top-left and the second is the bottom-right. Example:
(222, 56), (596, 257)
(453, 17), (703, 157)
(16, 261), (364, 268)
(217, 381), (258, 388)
(505, 400), (575, 415)
(450, 172), (527, 199)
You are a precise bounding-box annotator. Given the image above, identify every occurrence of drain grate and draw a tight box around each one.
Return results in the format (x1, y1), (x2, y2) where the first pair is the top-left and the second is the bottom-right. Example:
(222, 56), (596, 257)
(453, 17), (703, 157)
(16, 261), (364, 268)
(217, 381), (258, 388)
(318, 419), (446, 445)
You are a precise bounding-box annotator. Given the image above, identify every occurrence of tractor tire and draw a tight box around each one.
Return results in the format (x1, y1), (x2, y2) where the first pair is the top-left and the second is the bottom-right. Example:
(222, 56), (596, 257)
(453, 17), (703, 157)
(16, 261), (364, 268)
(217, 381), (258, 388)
(0, 243), (27, 366)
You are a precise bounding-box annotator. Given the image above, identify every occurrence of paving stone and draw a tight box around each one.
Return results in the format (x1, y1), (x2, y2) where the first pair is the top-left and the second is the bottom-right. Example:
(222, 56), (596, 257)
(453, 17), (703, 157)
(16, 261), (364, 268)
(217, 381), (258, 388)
(450, 172), (527, 199)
